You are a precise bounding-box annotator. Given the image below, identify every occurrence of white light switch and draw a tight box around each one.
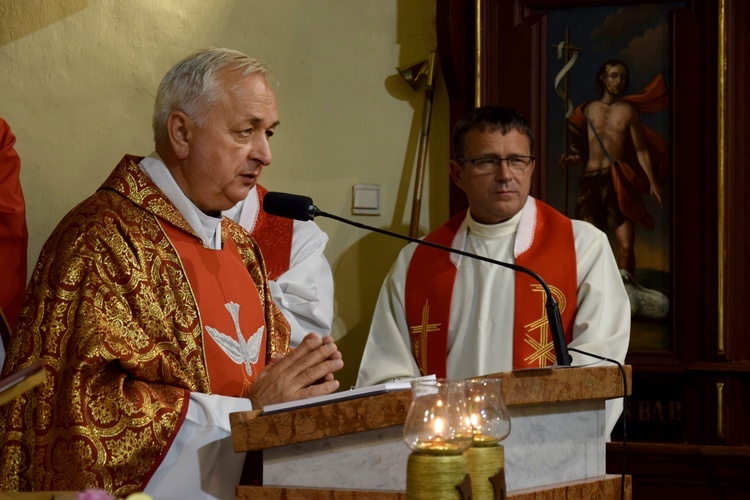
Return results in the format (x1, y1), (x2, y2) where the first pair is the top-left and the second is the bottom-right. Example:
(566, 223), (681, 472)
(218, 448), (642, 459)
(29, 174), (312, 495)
(352, 184), (380, 215)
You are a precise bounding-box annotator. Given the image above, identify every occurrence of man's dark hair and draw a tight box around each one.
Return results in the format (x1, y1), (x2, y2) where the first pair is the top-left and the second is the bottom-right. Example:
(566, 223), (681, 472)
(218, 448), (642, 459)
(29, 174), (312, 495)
(595, 59), (629, 97)
(451, 105), (535, 159)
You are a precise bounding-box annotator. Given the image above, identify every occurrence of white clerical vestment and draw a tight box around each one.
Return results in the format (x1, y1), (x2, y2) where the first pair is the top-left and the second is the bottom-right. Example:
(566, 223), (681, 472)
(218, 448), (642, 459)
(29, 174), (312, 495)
(357, 198), (630, 436)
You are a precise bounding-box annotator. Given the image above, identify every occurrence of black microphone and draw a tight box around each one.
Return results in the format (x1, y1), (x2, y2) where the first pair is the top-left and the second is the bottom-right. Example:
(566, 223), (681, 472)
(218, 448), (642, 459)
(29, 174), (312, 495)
(263, 192), (319, 221)
(263, 191), (573, 367)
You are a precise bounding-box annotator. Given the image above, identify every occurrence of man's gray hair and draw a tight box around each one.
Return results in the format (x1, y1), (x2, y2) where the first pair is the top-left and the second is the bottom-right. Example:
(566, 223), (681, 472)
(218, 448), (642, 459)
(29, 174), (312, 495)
(153, 48), (268, 146)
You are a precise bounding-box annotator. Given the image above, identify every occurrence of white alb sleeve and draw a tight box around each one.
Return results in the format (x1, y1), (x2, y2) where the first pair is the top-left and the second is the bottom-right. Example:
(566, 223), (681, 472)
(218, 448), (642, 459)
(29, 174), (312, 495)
(144, 392), (253, 500)
(269, 219), (334, 347)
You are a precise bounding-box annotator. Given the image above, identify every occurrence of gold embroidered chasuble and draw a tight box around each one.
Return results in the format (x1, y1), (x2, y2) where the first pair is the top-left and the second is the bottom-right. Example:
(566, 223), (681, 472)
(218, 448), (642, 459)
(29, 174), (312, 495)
(0, 155), (290, 494)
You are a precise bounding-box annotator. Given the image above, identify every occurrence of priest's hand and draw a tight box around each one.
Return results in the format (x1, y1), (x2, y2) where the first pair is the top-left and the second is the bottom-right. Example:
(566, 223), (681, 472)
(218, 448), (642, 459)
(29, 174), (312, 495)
(248, 333), (343, 409)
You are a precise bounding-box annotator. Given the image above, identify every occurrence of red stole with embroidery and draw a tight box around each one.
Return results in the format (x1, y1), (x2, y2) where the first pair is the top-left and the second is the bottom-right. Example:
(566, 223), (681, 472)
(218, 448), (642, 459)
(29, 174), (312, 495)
(404, 212), (465, 378)
(404, 201), (577, 378)
(163, 223), (267, 397)
(512, 203), (576, 368)
(252, 185), (293, 281)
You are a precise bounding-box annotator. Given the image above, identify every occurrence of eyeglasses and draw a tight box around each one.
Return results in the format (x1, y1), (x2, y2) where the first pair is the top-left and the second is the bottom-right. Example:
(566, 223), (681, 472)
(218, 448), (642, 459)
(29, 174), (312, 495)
(457, 155), (535, 175)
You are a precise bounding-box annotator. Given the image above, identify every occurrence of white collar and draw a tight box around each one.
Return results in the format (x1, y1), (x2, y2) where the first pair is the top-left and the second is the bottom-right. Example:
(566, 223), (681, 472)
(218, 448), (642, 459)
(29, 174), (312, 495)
(138, 154), (224, 249)
(448, 197), (537, 266)
(466, 208), (522, 239)
(223, 185), (260, 232)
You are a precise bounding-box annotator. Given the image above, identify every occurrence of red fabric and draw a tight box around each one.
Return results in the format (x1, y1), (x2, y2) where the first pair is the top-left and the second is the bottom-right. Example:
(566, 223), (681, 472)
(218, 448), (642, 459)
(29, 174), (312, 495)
(512, 202), (576, 368)
(163, 223), (267, 397)
(623, 74), (669, 115)
(0, 118), (27, 336)
(252, 185), (293, 281)
(404, 201), (577, 375)
(404, 211), (465, 378)
(619, 73), (670, 187)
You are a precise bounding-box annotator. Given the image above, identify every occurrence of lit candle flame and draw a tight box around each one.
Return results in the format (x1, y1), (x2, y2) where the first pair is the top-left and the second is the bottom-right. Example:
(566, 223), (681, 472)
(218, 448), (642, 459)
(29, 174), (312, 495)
(433, 417), (444, 435)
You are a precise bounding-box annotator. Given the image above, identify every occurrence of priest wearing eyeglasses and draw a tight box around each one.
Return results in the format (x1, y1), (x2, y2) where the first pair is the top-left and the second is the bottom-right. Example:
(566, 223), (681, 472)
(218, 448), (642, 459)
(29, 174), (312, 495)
(357, 105), (630, 437)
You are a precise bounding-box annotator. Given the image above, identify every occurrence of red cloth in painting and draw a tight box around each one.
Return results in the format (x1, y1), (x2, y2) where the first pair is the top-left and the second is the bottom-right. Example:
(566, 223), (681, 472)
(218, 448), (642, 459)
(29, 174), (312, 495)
(569, 74), (669, 228)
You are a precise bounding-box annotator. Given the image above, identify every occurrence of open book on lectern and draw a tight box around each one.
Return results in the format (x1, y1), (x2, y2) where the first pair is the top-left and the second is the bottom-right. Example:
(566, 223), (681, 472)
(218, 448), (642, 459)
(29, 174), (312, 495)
(262, 374), (436, 415)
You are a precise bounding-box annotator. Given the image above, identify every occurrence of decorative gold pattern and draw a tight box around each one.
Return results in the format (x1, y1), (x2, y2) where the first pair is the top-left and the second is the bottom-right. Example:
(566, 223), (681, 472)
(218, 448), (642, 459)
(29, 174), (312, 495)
(523, 285), (566, 367)
(409, 300), (442, 374)
(0, 155), (290, 495)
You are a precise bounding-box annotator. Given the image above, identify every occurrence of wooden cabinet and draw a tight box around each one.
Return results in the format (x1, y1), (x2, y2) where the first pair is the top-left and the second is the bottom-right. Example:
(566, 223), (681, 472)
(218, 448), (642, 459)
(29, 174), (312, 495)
(436, 0), (750, 496)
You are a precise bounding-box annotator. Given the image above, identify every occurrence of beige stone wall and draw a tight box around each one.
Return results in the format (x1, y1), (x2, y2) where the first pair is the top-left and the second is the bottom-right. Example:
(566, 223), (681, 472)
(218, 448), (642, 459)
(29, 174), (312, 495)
(0, 0), (449, 387)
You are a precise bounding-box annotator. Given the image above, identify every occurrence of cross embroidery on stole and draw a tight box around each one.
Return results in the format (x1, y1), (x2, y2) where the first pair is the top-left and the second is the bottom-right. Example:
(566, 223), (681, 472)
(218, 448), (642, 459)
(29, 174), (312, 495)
(523, 284), (567, 367)
(409, 299), (442, 375)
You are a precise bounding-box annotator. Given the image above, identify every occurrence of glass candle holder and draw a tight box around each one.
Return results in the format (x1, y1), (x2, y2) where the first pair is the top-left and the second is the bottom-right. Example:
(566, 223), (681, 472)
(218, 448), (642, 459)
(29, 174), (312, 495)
(403, 378), (474, 454)
(403, 379), (473, 499)
(467, 377), (511, 445)
(465, 377), (511, 500)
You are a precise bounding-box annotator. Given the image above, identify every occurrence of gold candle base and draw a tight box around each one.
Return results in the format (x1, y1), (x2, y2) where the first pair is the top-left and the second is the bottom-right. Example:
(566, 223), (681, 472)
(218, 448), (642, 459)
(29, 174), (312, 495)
(407, 452), (470, 500)
(466, 444), (506, 500)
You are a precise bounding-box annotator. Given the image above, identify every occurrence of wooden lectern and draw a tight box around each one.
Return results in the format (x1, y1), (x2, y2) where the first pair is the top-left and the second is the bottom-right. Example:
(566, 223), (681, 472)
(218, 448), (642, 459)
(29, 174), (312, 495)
(230, 365), (632, 499)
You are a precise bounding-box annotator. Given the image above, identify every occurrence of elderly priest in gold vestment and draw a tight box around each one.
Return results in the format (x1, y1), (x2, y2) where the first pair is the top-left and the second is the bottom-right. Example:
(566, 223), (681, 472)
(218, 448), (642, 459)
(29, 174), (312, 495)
(0, 48), (343, 499)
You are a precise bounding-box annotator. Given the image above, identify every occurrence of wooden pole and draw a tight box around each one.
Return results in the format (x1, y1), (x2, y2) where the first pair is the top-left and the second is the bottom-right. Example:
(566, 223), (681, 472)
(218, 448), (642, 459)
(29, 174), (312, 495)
(409, 50), (437, 238)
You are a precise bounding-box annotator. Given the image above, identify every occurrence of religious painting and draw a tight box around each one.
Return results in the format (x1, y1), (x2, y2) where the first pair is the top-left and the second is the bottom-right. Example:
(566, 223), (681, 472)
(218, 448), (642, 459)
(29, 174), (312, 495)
(542, 3), (684, 353)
